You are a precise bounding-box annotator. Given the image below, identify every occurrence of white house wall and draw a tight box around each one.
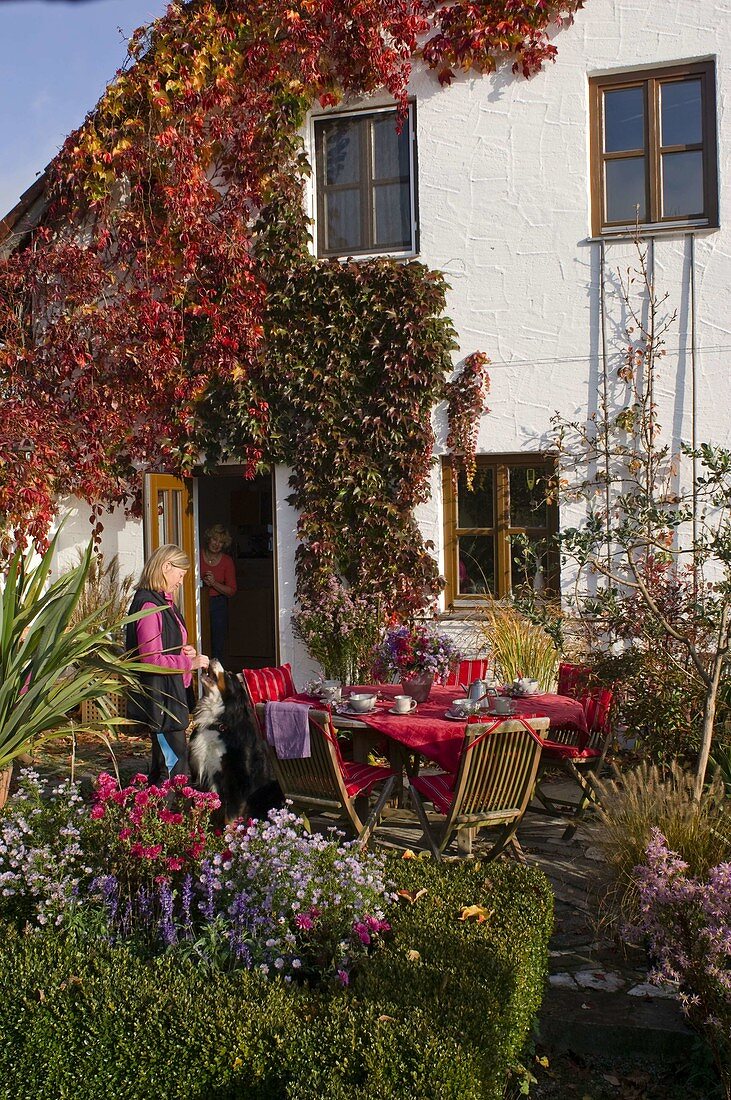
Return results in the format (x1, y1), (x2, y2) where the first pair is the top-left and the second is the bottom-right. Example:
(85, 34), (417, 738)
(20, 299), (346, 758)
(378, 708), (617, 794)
(54, 0), (731, 678)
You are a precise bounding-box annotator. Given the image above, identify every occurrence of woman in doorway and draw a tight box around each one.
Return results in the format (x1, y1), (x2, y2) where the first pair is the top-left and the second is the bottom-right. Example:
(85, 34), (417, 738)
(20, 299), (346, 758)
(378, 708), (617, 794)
(126, 544), (209, 783)
(201, 524), (237, 665)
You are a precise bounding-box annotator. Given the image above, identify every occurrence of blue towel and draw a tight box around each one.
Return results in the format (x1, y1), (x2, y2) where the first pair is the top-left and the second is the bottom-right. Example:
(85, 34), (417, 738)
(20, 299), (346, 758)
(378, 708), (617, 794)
(265, 701), (311, 759)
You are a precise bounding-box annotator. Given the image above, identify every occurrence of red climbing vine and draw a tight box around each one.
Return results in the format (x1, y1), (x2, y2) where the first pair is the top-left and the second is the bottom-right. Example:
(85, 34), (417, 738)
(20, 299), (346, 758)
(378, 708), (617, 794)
(0, 0), (583, 610)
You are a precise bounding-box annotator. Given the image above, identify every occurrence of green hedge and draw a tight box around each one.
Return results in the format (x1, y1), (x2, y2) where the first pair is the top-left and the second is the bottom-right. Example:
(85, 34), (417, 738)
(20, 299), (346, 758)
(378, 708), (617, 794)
(0, 858), (552, 1100)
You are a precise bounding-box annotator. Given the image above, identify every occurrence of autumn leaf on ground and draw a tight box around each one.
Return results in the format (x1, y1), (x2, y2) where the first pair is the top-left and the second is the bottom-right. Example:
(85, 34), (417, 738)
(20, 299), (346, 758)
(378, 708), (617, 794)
(401, 849), (416, 860)
(397, 888), (427, 904)
(458, 904), (493, 923)
(406, 949), (421, 962)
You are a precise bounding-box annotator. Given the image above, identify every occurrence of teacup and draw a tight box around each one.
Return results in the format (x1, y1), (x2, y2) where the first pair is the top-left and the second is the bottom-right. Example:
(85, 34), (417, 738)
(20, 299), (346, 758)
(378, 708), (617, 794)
(320, 680), (342, 703)
(393, 694), (417, 715)
(452, 697), (479, 717)
(492, 696), (515, 715)
(348, 692), (377, 714)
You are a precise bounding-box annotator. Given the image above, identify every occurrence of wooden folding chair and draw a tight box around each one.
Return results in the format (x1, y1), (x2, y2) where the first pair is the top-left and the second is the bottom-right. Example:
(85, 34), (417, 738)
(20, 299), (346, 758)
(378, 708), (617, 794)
(532, 686), (614, 840)
(443, 658), (489, 689)
(255, 704), (397, 847)
(242, 664), (297, 734)
(406, 716), (549, 861)
(557, 661), (591, 698)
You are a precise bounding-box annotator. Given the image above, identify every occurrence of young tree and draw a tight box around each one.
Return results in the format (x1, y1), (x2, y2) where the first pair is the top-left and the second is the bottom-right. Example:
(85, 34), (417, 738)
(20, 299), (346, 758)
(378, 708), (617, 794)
(554, 241), (731, 797)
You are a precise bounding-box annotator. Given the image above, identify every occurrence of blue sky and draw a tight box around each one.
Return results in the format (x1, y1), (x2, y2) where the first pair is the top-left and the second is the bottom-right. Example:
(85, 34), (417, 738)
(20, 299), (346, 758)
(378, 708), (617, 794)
(0, 0), (168, 216)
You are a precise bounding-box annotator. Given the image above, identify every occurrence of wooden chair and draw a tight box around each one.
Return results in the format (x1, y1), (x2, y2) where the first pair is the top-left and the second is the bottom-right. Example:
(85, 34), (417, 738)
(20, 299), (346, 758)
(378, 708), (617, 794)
(443, 658), (489, 689)
(242, 664), (297, 734)
(406, 716), (549, 861)
(255, 704), (398, 847)
(532, 686), (614, 840)
(556, 661), (591, 698)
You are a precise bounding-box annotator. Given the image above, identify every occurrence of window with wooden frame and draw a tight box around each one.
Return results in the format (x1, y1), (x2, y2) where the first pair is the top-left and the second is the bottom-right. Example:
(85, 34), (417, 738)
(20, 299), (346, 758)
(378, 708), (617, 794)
(442, 456), (559, 606)
(589, 61), (718, 236)
(314, 105), (417, 258)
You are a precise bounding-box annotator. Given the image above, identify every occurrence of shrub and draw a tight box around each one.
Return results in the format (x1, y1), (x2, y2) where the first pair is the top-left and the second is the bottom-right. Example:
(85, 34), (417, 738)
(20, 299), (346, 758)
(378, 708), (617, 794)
(0, 857), (553, 1100)
(632, 830), (731, 1098)
(587, 761), (731, 936)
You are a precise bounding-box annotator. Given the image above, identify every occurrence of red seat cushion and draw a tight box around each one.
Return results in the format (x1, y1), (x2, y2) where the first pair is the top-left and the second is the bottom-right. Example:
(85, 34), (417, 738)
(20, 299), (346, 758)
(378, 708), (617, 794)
(341, 761), (396, 798)
(410, 771), (455, 815)
(242, 664), (296, 706)
(540, 739), (601, 762)
(557, 662), (591, 699)
(444, 659), (489, 689)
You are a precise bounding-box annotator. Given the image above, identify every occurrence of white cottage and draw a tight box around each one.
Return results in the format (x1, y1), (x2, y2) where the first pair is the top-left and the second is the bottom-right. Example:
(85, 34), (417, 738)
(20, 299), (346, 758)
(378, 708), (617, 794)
(4, 0), (729, 685)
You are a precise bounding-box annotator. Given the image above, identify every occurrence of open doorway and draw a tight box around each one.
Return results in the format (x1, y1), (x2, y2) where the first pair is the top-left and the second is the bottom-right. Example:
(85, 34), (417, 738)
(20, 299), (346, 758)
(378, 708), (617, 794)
(196, 470), (277, 671)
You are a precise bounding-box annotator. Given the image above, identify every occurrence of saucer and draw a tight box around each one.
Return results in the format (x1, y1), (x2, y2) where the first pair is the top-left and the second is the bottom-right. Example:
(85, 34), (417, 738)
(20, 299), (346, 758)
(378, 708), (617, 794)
(336, 703), (377, 717)
(388, 706), (416, 716)
(444, 710), (468, 721)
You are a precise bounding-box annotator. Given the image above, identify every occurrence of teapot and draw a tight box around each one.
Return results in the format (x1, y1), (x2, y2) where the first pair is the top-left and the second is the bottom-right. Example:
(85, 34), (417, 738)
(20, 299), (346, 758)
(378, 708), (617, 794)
(467, 679), (491, 702)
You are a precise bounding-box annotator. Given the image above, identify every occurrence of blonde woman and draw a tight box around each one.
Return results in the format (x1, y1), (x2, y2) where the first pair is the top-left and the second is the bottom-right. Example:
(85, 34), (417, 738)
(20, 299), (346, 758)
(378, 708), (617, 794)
(200, 524), (237, 663)
(126, 544), (209, 783)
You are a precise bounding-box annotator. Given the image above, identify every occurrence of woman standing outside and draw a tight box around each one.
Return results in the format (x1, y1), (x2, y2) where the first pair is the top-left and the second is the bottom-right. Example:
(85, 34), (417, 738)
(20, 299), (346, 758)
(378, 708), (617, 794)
(126, 544), (209, 783)
(201, 524), (237, 665)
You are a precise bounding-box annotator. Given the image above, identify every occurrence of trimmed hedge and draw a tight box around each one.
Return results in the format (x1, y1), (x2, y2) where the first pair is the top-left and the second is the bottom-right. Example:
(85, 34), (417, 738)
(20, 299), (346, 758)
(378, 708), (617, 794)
(0, 857), (552, 1100)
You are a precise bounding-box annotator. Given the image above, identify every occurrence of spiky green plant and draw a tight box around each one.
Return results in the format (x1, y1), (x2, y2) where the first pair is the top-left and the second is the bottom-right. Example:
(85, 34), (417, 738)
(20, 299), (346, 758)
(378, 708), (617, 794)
(0, 533), (160, 769)
(477, 603), (558, 690)
(587, 761), (731, 937)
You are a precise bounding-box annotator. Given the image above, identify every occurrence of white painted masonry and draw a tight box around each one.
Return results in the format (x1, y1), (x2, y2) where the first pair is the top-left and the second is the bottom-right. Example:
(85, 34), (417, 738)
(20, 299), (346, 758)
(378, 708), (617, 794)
(54, 0), (731, 678)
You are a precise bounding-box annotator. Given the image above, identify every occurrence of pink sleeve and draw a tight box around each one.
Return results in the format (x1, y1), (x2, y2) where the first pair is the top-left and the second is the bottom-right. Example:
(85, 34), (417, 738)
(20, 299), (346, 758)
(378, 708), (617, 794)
(224, 555), (237, 594)
(136, 602), (193, 673)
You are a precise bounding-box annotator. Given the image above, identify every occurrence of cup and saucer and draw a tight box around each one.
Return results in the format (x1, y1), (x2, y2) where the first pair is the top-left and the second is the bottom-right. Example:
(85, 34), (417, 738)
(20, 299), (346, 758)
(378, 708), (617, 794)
(388, 694), (417, 716)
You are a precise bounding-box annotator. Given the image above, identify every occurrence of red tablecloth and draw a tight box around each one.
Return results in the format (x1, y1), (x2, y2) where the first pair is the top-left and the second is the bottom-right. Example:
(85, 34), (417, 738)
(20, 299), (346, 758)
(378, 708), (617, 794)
(288, 684), (587, 775)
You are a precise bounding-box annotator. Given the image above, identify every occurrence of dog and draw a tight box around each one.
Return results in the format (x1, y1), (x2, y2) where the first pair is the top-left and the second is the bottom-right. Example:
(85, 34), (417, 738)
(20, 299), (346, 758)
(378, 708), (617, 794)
(189, 660), (283, 825)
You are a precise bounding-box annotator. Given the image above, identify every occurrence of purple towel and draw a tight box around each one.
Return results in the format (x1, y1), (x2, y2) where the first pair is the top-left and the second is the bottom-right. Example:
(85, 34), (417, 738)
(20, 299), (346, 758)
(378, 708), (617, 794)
(265, 701), (311, 760)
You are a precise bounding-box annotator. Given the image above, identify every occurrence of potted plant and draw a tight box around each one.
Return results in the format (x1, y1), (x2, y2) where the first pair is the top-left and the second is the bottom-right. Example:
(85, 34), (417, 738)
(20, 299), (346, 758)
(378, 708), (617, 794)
(373, 622), (462, 702)
(292, 576), (383, 685)
(0, 533), (160, 807)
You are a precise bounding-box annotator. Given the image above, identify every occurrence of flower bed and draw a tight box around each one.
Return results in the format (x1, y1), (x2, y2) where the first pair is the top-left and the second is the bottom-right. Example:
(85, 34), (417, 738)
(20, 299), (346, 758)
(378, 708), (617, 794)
(0, 855), (552, 1100)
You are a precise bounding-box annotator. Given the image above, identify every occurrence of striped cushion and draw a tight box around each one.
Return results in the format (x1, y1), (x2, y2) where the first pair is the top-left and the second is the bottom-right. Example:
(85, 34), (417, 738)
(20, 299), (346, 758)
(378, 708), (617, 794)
(242, 664), (296, 706)
(341, 761), (395, 798)
(540, 739), (601, 762)
(443, 658), (489, 689)
(410, 772), (455, 815)
(557, 662), (591, 699)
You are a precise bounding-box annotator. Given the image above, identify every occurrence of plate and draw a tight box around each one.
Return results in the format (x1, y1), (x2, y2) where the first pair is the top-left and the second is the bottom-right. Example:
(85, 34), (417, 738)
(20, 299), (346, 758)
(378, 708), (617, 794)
(443, 710), (468, 721)
(335, 703), (377, 717)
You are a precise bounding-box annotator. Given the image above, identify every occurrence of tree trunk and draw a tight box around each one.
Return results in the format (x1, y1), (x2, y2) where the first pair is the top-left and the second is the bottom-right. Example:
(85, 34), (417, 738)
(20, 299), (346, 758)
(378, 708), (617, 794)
(694, 604), (730, 800)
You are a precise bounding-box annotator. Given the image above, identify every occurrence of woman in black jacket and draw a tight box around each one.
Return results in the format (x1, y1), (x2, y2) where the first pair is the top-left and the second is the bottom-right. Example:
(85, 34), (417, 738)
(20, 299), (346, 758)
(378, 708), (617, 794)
(126, 544), (209, 783)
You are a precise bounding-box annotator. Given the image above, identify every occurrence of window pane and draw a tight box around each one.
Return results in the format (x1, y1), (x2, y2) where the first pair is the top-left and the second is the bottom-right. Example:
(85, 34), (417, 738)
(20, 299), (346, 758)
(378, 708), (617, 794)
(373, 182), (411, 249)
(510, 536), (551, 596)
(605, 157), (646, 222)
(509, 466), (548, 528)
(323, 121), (361, 185)
(662, 150), (704, 217)
(661, 79), (702, 147)
(458, 536), (495, 596)
(458, 468), (494, 529)
(604, 86), (645, 152)
(324, 189), (362, 252)
(373, 114), (410, 180)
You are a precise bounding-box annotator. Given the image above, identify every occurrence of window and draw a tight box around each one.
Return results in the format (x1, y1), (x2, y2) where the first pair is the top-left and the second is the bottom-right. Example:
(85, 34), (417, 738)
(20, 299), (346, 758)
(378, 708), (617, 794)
(442, 456), (559, 605)
(590, 61), (718, 235)
(314, 106), (417, 257)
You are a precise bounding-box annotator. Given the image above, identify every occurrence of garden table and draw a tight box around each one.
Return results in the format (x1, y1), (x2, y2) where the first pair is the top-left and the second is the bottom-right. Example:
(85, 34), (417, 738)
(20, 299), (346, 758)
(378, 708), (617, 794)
(287, 683), (587, 776)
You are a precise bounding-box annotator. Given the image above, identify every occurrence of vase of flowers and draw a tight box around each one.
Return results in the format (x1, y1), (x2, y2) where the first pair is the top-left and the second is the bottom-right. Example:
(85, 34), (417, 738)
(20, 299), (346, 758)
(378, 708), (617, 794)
(291, 576), (383, 686)
(374, 623), (462, 703)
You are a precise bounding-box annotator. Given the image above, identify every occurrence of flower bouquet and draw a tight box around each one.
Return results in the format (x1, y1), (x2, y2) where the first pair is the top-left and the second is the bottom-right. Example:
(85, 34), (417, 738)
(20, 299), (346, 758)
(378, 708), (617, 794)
(373, 623), (462, 701)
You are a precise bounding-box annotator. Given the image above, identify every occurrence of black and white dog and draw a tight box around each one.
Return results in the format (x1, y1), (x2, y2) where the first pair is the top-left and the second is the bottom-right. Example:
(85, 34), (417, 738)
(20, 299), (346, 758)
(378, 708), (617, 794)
(189, 660), (283, 825)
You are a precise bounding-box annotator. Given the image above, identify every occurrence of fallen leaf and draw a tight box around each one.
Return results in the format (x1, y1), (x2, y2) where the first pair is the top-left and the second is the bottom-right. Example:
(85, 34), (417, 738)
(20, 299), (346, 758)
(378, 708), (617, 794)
(397, 888), (427, 904)
(401, 849), (416, 860)
(377, 1014), (396, 1023)
(602, 1074), (621, 1086)
(459, 904), (493, 923)
(536, 1055), (550, 1068)
(406, 949), (421, 962)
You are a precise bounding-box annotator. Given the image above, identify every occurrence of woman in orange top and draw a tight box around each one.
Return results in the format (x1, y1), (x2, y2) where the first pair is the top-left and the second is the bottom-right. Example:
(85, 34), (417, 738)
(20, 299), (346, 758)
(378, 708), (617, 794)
(201, 524), (237, 664)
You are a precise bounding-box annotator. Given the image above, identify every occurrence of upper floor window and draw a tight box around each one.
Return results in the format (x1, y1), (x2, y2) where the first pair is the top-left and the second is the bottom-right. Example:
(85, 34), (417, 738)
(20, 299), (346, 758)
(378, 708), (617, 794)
(442, 456), (559, 606)
(314, 105), (417, 258)
(589, 61), (718, 236)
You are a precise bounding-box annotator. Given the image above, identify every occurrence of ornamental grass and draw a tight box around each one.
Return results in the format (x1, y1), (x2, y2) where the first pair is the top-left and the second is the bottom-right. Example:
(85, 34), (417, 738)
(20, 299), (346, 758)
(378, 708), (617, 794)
(477, 603), (558, 691)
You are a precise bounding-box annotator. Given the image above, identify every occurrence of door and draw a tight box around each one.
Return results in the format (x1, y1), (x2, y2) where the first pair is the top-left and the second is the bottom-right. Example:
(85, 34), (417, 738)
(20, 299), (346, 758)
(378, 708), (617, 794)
(144, 473), (199, 645)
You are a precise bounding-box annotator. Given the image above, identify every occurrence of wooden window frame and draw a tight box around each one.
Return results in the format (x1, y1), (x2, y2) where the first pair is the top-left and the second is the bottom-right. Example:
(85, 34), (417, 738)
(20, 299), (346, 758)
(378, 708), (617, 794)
(442, 455), (559, 608)
(589, 60), (718, 237)
(314, 104), (417, 258)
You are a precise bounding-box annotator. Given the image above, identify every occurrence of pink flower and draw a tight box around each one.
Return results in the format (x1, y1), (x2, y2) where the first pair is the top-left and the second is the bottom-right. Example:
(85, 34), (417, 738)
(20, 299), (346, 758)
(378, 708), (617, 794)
(118, 828), (132, 841)
(336, 969), (349, 986)
(172, 775), (188, 788)
(142, 844), (162, 860)
(295, 913), (313, 930)
(132, 773), (148, 786)
(89, 804), (106, 820)
(166, 856), (185, 872)
(134, 790), (150, 808)
(158, 808), (183, 825)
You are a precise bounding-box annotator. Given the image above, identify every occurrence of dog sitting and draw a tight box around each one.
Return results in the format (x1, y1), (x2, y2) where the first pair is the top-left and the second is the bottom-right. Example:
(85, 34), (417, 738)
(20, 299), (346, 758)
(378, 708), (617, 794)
(189, 660), (283, 824)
